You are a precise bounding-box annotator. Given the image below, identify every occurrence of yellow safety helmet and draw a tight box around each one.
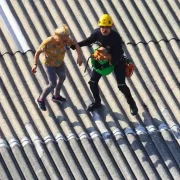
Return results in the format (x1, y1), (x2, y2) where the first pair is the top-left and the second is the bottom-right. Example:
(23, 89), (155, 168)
(98, 14), (113, 27)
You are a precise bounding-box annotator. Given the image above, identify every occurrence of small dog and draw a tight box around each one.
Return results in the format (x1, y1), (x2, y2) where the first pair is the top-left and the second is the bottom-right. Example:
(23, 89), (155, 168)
(91, 47), (112, 63)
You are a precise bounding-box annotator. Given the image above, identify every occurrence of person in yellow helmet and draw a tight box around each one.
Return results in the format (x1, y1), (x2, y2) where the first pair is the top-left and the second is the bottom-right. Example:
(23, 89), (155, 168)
(98, 14), (113, 27)
(32, 24), (83, 111)
(71, 14), (138, 115)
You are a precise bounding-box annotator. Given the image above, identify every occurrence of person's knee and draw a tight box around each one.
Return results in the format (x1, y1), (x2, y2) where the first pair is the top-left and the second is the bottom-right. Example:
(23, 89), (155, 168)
(88, 79), (98, 85)
(49, 80), (57, 89)
(88, 80), (98, 92)
(59, 73), (66, 82)
(118, 83), (128, 93)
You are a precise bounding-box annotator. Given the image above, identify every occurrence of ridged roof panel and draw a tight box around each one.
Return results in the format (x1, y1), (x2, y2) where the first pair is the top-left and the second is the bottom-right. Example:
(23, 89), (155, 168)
(0, 0), (180, 179)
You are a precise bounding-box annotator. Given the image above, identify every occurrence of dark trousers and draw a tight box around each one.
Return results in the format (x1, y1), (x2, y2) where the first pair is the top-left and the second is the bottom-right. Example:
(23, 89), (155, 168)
(88, 61), (135, 105)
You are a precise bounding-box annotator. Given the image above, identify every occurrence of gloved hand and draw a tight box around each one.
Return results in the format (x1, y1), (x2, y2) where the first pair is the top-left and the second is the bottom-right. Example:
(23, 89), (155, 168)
(70, 45), (76, 50)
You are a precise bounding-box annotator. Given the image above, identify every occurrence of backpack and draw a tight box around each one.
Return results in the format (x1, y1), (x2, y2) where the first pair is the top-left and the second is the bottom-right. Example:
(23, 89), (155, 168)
(123, 56), (135, 78)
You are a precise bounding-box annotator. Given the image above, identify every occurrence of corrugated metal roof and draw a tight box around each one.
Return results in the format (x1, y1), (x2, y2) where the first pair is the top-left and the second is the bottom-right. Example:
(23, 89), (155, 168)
(0, 0), (180, 179)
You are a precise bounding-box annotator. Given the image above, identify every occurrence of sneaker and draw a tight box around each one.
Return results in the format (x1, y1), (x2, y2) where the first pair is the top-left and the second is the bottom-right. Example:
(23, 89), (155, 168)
(36, 98), (46, 111)
(51, 95), (66, 103)
(130, 102), (138, 115)
(87, 102), (101, 111)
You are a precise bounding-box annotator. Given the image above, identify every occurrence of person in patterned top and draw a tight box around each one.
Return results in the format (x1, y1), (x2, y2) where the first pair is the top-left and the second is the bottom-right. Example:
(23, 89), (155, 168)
(32, 24), (83, 111)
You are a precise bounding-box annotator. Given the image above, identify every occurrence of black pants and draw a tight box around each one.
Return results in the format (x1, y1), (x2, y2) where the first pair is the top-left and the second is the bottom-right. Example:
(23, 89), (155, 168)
(88, 61), (135, 105)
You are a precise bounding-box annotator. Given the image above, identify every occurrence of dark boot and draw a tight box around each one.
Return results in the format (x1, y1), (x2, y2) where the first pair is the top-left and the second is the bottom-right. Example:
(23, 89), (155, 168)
(87, 102), (102, 111)
(118, 84), (138, 115)
(88, 79), (102, 111)
(129, 101), (138, 115)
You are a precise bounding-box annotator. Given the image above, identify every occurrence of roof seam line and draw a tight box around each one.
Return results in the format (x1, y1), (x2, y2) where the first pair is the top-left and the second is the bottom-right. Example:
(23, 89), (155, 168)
(1, 38), (179, 57)
(127, 38), (180, 45)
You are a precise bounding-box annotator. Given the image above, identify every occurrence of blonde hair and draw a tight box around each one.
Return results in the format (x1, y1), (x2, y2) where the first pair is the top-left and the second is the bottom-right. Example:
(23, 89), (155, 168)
(54, 24), (70, 36)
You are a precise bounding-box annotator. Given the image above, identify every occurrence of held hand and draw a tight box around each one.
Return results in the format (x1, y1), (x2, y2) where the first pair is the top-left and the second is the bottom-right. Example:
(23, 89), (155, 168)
(31, 65), (37, 73)
(107, 53), (112, 60)
(70, 45), (76, 50)
(77, 56), (83, 66)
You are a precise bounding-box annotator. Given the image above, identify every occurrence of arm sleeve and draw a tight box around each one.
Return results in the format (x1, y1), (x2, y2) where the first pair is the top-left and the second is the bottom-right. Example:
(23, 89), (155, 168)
(78, 32), (96, 47)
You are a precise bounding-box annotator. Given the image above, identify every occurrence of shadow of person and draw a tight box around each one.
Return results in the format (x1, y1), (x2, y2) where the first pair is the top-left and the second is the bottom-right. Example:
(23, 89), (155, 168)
(93, 105), (121, 126)
(141, 104), (166, 127)
(113, 111), (135, 129)
(112, 107), (178, 173)
(139, 132), (180, 177)
(56, 115), (66, 124)
(142, 111), (155, 127)
(55, 100), (102, 138)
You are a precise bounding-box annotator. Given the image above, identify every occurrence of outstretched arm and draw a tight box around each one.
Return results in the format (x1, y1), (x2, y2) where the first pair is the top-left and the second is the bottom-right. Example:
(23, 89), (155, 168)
(70, 31), (96, 49)
(74, 41), (83, 66)
(31, 48), (43, 73)
(78, 33), (96, 47)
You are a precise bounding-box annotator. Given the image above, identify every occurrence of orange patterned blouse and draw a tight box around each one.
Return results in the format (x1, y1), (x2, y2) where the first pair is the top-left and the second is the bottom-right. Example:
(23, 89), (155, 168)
(39, 36), (74, 67)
